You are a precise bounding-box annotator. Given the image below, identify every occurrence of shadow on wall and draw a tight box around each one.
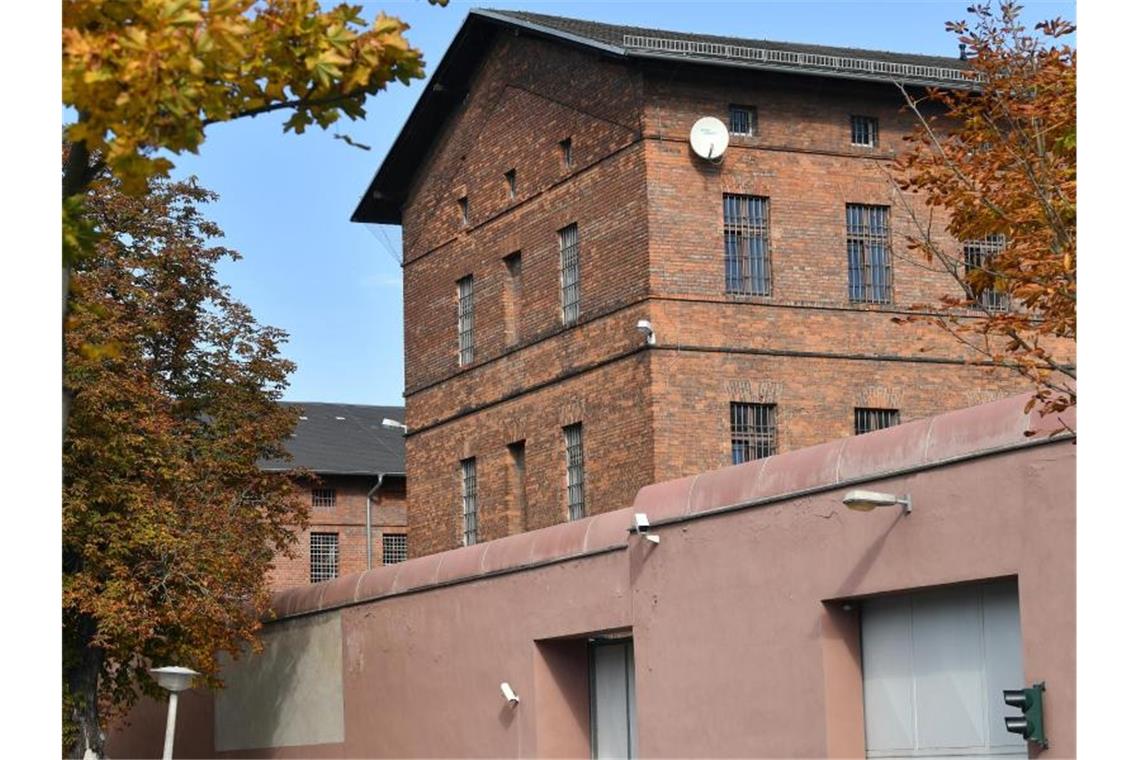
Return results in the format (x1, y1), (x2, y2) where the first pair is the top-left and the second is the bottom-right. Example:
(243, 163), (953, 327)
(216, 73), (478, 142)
(214, 611), (344, 753)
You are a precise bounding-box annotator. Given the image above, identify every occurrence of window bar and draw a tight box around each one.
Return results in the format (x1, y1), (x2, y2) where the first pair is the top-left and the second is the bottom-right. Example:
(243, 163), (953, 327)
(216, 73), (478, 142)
(565, 423), (586, 520)
(457, 275), (475, 365)
(723, 195), (771, 296)
(730, 402), (776, 464)
(382, 534), (407, 565)
(847, 204), (892, 304)
(855, 408), (900, 435)
(964, 234), (1010, 311)
(461, 458), (478, 546)
(309, 532), (339, 583)
(559, 224), (581, 325)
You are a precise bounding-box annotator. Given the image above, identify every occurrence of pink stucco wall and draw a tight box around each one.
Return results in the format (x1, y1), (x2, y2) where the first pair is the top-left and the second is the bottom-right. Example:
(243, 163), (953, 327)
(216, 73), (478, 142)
(108, 394), (1075, 758)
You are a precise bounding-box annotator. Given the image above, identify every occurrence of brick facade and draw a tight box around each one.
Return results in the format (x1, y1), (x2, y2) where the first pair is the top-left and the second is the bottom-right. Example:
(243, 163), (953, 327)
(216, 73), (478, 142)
(266, 474), (407, 591)
(393, 27), (1065, 557)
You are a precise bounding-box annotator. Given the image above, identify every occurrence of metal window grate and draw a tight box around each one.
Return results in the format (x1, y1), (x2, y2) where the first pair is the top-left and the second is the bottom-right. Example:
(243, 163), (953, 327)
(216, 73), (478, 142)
(382, 534), (407, 565)
(846, 204), (893, 304)
(559, 224), (581, 325)
(964, 234), (1010, 311)
(723, 194), (772, 296)
(621, 35), (975, 87)
(310, 532), (339, 583)
(855, 408), (900, 435)
(311, 488), (336, 508)
(730, 402), (776, 464)
(851, 115), (878, 146)
(461, 458), (478, 546)
(457, 275), (475, 366)
(564, 423), (586, 520)
(729, 105), (756, 136)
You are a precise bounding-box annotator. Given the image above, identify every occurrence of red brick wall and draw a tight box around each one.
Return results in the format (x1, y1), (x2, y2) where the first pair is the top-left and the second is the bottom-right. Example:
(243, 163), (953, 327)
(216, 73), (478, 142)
(266, 475), (407, 590)
(398, 33), (1070, 558)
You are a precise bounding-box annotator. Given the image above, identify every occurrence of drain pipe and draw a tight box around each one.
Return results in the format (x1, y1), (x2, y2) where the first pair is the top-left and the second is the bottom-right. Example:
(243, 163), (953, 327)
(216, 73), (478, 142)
(366, 475), (384, 570)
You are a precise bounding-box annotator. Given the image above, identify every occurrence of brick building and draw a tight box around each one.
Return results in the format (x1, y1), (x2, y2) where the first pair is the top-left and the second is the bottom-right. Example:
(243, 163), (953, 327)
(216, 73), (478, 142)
(352, 10), (1050, 557)
(262, 402), (407, 589)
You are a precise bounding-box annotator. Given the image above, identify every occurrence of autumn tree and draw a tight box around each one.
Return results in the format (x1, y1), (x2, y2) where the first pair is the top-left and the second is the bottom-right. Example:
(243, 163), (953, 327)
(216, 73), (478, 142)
(890, 1), (1075, 418)
(63, 169), (307, 758)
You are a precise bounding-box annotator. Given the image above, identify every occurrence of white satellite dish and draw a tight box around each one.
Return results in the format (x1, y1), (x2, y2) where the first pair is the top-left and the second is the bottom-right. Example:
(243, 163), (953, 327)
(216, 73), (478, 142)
(689, 116), (729, 160)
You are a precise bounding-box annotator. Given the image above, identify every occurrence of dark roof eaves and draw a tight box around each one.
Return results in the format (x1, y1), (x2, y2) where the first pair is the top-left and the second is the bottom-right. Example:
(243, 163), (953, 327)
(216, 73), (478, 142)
(471, 8), (629, 56)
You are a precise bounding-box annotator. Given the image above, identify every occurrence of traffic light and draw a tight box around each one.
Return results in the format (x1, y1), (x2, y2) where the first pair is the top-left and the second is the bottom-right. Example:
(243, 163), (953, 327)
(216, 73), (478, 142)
(1002, 682), (1047, 748)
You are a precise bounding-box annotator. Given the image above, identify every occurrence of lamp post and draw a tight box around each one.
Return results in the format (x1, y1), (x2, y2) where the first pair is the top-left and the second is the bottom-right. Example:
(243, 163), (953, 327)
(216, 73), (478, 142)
(148, 666), (199, 760)
(842, 489), (912, 514)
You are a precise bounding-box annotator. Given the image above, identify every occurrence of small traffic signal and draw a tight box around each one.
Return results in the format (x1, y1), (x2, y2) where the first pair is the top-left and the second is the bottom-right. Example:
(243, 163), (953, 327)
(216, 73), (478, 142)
(1002, 682), (1047, 748)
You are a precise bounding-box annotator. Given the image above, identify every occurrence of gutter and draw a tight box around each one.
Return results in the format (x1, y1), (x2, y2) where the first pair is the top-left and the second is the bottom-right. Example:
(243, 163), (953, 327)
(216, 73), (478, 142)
(365, 472), (405, 569)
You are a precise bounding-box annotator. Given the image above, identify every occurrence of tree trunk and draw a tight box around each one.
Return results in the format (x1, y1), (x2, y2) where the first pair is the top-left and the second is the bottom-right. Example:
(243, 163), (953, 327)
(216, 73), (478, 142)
(65, 615), (105, 759)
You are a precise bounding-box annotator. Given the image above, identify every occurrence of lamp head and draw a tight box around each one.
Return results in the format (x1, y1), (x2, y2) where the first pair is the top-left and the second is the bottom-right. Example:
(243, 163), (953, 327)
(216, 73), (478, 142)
(148, 666), (200, 693)
(842, 490), (912, 514)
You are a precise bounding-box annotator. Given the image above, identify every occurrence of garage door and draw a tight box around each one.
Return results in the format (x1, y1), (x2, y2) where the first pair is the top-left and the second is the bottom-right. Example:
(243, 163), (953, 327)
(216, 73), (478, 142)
(861, 580), (1027, 759)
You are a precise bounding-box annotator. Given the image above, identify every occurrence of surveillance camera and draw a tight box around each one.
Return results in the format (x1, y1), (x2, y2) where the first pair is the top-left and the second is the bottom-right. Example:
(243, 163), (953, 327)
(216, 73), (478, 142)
(500, 682), (520, 705)
(632, 513), (661, 544)
(635, 319), (656, 345)
(634, 512), (651, 533)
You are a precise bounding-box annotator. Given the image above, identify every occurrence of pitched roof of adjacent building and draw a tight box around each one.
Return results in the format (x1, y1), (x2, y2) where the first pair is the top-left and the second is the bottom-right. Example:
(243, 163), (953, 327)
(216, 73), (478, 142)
(262, 402), (406, 477)
(351, 8), (973, 224)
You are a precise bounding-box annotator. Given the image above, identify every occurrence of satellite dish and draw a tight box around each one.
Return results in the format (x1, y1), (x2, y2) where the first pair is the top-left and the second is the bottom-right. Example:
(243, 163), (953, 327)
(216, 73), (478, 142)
(689, 116), (729, 160)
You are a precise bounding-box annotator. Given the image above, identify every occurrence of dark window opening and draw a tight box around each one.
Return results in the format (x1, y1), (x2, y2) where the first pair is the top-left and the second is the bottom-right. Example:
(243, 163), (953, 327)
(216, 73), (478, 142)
(461, 458), (478, 546)
(565, 423), (585, 520)
(309, 532), (339, 583)
(855, 408), (900, 435)
(730, 402), (776, 464)
(964, 234), (1011, 311)
(723, 194), (772, 296)
(457, 275), (475, 366)
(851, 115), (879, 147)
(559, 224), (581, 325)
(846, 204), (892, 304)
(729, 105), (757, 136)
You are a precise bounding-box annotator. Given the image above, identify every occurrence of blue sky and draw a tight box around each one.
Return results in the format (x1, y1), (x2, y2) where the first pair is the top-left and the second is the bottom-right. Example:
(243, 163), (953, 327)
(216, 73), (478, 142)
(170, 0), (1075, 406)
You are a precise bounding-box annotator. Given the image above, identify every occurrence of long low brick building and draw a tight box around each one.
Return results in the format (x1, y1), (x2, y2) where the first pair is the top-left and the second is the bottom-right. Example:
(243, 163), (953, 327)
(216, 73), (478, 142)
(108, 393), (1075, 758)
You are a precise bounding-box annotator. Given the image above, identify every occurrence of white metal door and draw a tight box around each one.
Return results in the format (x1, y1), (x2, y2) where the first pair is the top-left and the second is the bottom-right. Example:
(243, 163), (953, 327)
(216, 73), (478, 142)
(861, 580), (1027, 759)
(591, 638), (637, 759)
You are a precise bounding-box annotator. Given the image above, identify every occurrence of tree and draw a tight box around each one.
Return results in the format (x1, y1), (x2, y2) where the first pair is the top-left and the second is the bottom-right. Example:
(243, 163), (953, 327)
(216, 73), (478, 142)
(62, 0), (445, 202)
(890, 1), (1075, 420)
(63, 168), (307, 758)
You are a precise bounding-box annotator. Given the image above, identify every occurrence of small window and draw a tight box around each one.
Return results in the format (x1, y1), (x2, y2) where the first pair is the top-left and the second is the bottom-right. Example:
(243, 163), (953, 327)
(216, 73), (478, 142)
(311, 488), (336, 508)
(559, 223), (581, 325)
(730, 402), (776, 464)
(559, 137), (573, 169)
(505, 169), (517, 200)
(851, 115), (878, 147)
(564, 423), (586, 520)
(963, 234), (1010, 312)
(457, 275), (475, 366)
(723, 194), (772, 296)
(461, 458), (478, 546)
(382, 534), (407, 565)
(855, 408), (900, 435)
(503, 252), (523, 345)
(846, 204), (893, 304)
(458, 196), (469, 225)
(309, 532), (339, 583)
(729, 105), (756, 136)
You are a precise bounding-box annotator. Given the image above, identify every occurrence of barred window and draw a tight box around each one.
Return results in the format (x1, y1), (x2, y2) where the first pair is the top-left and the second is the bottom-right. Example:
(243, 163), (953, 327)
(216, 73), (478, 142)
(846, 204), (893, 304)
(564, 423), (586, 520)
(382, 534), (407, 565)
(560, 137), (573, 169)
(730, 402), (776, 464)
(311, 488), (336, 509)
(855, 408), (900, 435)
(457, 275), (475, 366)
(461, 458), (478, 546)
(310, 532), (338, 583)
(964, 234), (1010, 311)
(729, 105), (756, 136)
(559, 223), (581, 325)
(724, 194), (772, 296)
(851, 115), (878, 147)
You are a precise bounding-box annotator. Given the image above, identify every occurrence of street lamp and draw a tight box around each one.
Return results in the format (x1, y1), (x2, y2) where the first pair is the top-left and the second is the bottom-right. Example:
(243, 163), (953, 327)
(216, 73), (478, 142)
(148, 666), (199, 760)
(381, 418), (407, 432)
(842, 489), (912, 514)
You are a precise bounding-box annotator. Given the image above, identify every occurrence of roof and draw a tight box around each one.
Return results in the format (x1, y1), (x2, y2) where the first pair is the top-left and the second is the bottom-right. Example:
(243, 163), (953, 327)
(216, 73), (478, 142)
(351, 8), (973, 225)
(262, 402), (405, 477)
(271, 392), (1074, 620)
